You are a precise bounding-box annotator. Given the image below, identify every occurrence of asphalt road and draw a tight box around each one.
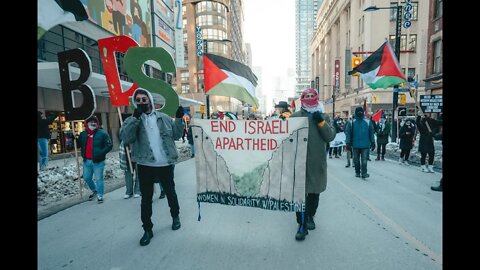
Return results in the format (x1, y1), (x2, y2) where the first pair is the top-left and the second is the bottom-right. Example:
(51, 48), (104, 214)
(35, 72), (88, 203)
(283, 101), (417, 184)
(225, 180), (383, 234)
(38, 156), (442, 270)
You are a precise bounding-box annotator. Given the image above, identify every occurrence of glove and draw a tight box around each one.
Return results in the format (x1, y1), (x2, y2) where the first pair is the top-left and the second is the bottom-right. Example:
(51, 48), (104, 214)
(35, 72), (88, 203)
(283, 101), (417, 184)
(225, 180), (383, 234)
(175, 106), (185, 118)
(346, 144), (352, 152)
(133, 108), (142, 119)
(312, 111), (324, 123)
(370, 143), (376, 152)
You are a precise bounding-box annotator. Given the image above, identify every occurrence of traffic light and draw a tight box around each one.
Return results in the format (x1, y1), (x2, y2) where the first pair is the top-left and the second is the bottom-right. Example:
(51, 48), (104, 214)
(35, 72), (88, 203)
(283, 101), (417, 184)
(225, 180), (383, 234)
(252, 106), (257, 111)
(200, 105), (205, 114)
(373, 95), (378, 104)
(351, 57), (362, 76)
(399, 93), (406, 105)
(409, 87), (416, 98)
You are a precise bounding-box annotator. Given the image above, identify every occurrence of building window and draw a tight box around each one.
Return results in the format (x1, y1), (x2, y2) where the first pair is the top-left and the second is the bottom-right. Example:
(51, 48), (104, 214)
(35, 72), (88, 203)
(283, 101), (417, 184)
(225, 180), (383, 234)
(181, 71), (189, 82)
(410, 2), (418, 21)
(400, 34), (407, 50)
(435, 0), (442, 18)
(181, 84), (190, 93)
(390, 2), (398, 21)
(358, 18), (361, 36)
(407, 68), (415, 81)
(433, 40), (442, 74)
(408, 34), (417, 51)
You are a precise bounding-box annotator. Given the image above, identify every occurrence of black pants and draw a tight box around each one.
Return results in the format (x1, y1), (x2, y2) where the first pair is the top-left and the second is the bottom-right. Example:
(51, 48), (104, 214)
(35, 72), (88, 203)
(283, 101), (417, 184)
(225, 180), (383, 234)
(296, 193), (320, 224)
(400, 149), (411, 160)
(138, 164), (179, 231)
(377, 143), (386, 156)
(420, 151), (434, 165)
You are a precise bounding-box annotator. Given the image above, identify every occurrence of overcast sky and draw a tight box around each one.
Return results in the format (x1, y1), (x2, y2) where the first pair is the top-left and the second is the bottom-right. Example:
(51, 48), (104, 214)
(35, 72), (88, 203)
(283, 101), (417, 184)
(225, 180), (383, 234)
(243, 0), (296, 112)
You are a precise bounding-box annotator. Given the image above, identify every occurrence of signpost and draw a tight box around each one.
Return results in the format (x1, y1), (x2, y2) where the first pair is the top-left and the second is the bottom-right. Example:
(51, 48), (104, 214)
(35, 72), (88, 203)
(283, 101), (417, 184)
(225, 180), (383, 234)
(419, 95), (443, 113)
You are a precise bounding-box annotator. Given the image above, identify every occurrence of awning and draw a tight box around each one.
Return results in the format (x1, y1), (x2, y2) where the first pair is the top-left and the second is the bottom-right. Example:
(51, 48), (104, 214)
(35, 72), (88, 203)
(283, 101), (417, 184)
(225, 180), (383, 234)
(37, 62), (203, 107)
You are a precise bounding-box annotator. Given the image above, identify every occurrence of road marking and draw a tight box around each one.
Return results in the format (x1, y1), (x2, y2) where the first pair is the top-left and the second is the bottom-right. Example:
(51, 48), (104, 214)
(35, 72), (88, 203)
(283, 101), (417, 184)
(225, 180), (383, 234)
(332, 174), (442, 266)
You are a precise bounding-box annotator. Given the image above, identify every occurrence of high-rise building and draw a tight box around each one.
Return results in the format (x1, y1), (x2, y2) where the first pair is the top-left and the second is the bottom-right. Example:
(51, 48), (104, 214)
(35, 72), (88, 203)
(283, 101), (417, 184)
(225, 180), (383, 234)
(177, 0), (247, 116)
(295, 0), (322, 95)
(424, 0), (442, 95)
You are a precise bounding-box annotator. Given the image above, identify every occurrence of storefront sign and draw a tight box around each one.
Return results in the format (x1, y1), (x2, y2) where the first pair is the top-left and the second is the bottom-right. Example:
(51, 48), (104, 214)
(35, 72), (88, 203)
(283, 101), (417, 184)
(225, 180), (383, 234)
(155, 17), (175, 48)
(403, 0), (412, 28)
(154, 0), (174, 26)
(174, 0), (185, 68)
(57, 48), (96, 121)
(420, 95), (443, 113)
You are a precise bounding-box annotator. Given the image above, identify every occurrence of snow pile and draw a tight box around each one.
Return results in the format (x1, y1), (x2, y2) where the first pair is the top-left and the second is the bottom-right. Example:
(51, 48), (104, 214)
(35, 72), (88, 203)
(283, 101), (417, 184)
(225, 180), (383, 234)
(38, 142), (193, 209)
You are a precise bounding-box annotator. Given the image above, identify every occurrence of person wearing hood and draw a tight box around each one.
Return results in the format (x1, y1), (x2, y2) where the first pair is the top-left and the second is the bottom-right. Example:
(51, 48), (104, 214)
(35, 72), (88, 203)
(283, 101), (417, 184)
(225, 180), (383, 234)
(38, 111), (57, 170)
(120, 88), (185, 246)
(78, 115), (113, 203)
(374, 115), (391, 161)
(345, 107), (376, 179)
(289, 88), (336, 241)
(399, 118), (416, 165)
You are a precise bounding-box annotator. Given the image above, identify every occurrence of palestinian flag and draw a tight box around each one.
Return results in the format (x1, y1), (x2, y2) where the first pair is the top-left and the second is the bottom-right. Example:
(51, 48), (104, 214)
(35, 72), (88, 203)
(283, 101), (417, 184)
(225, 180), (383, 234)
(372, 109), (383, 123)
(38, 0), (88, 40)
(348, 41), (406, 89)
(203, 53), (259, 107)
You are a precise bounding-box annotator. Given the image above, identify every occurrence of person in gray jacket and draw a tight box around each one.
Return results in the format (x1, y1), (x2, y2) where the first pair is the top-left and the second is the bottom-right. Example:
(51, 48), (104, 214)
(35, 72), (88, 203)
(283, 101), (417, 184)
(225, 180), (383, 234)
(120, 88), (184, 246)
(345, 107), (376, 179)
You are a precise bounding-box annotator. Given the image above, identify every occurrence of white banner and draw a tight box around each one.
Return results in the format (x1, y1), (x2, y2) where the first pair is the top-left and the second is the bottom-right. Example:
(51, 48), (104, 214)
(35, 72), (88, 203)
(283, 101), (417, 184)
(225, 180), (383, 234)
(192, 118), (309, 212)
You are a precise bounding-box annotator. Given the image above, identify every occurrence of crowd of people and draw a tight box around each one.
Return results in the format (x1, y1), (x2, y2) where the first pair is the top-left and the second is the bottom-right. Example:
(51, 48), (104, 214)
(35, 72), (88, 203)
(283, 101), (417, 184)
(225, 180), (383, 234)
(38, 86), (442, 245)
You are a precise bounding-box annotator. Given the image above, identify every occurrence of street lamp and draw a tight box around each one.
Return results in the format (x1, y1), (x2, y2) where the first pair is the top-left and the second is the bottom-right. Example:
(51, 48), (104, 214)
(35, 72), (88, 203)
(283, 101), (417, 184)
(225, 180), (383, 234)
(323, 84), (336, 118)
(202, 38), (232, 119)
(364, 4), (402, 143)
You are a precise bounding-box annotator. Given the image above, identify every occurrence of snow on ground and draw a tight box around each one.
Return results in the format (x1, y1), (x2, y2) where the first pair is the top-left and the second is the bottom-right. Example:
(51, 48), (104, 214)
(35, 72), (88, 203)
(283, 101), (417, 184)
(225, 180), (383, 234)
(37, 141), (193, 210)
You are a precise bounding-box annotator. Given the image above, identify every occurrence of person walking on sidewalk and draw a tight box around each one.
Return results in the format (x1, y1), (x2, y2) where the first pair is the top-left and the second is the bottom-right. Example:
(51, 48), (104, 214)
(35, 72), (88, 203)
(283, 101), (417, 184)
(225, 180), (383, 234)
(120, 88), (185, 246)
(119, 140), (140, 199)
(38, 111), (57, 170)
(398, 118), (416, 165)
(375, 116), (391, 161)
(431, 116), (443, 191)
(345, 107), (376, 179)
(78, 115), (113, 203)
(289, 88), (336, 241)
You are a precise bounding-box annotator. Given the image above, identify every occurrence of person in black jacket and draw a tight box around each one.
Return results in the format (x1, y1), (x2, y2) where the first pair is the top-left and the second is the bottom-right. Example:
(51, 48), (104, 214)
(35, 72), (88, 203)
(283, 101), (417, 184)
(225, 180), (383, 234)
(38, 111), (57, 170)
(398, 119), (416, 165)
(416, 114), (441, 173)
(78, 115), (113, 203)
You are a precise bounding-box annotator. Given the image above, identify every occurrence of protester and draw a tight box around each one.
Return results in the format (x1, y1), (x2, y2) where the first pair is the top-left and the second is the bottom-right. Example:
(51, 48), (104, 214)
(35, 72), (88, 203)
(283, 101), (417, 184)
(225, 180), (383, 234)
(431, 115), (443, 191)
(38, 111), (57, 170)
(78, 115), (113, 203)
(289, 88), (336, 241)
(274, 101), (292, 120)
(416, 113), (441, 173)
(375, 116), (391, 161)
(120, 88), (184, 246)
(398, 118), (416, 165)
(119, 140), (140, 198)
(345, 107), (375, 179)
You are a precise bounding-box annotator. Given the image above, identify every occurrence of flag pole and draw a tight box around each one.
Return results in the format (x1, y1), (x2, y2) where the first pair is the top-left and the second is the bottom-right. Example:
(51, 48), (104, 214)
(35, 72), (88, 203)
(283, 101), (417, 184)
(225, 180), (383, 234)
(72, 120), (83, 199)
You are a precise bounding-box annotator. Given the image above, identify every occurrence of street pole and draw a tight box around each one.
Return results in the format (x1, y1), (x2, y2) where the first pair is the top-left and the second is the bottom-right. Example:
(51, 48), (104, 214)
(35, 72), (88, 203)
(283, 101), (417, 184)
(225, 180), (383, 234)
(332, 91), (336, 118)
(391, 4), (402, 143)
(203, 39), (210, 119)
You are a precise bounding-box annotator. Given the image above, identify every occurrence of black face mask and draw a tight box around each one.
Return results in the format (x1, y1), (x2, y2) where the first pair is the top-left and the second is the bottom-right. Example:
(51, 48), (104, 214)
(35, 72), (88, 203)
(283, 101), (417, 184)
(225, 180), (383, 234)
(356, 111), (364, 118)
(137, 104), (150, 113)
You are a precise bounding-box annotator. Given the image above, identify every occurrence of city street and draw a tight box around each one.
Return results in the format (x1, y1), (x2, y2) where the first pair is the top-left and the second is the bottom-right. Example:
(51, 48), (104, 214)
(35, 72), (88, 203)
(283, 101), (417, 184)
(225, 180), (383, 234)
(38, 156), (442, 270)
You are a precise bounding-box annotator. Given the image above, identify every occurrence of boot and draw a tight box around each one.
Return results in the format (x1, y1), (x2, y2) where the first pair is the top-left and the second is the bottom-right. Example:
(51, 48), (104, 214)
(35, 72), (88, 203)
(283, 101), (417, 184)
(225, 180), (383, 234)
(139, 230), (154, 246)
(375, 155), (381, 161)
(431, 179), (443, 192)
(345, 160), (351, 168)
(295, 224), (308, 241)
(381, 155), (385, 161)
(306, 216), (316, 230)
(172, 216), (181, 230)
(421, 165), (428, 172)
(427, 165), (435, 173)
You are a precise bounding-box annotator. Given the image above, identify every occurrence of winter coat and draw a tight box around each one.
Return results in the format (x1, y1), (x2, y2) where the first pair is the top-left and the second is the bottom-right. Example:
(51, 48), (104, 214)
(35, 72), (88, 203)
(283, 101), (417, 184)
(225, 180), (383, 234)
(78, 128), (113, 163)
(290, 109), (336, 194)
(399, 123), (416, 150)
(38, 115), (56, 139)
(416, 116), (440, 153)
(375, 120), (391, 145)
(120, 112), (184, 165)
(345, 117), (375, 149)
(187, 125), (194, 145)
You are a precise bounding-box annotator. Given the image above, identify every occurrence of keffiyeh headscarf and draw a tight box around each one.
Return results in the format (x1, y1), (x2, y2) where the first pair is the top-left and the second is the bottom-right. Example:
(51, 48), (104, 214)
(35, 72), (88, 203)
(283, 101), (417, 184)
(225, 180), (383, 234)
(300, 88), (325, 113)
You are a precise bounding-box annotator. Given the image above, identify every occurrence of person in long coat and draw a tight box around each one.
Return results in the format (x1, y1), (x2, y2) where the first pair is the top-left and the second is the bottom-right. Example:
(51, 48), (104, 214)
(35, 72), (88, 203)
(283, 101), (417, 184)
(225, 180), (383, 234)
(289, 88), (336, 241)
(416, 114), (441, 173)
(398, 118), (416, 165)
(374, 117), (391, 161)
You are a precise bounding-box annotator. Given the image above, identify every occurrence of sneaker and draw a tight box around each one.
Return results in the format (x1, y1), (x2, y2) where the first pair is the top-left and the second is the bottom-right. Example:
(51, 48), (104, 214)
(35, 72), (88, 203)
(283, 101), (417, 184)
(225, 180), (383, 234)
(172, 217), (181, 230)
(139, 230), (154, 246)
(421, 165), (428, 172)
(335, 155), (339, 158)
(431, 185), (442, 192)
(404, 160), (410, 166)
(97, 196), (104, 203)
(123, 194), (132, 199)
(376, 156), (381, 161)
(306, 216), (316, 230)
(159, 191), (166, 199)
(355, 173), (361, 178)
(295, 224), (308, 241)
(88, 191), (97, 201)
(427, 166), (435, 173)
(362, 173), (370, 179)
(398, 157), (403, 164)
(134, 194), (141, 198)
(345, 163), (351, 168)
(381, 156), (385, 161)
